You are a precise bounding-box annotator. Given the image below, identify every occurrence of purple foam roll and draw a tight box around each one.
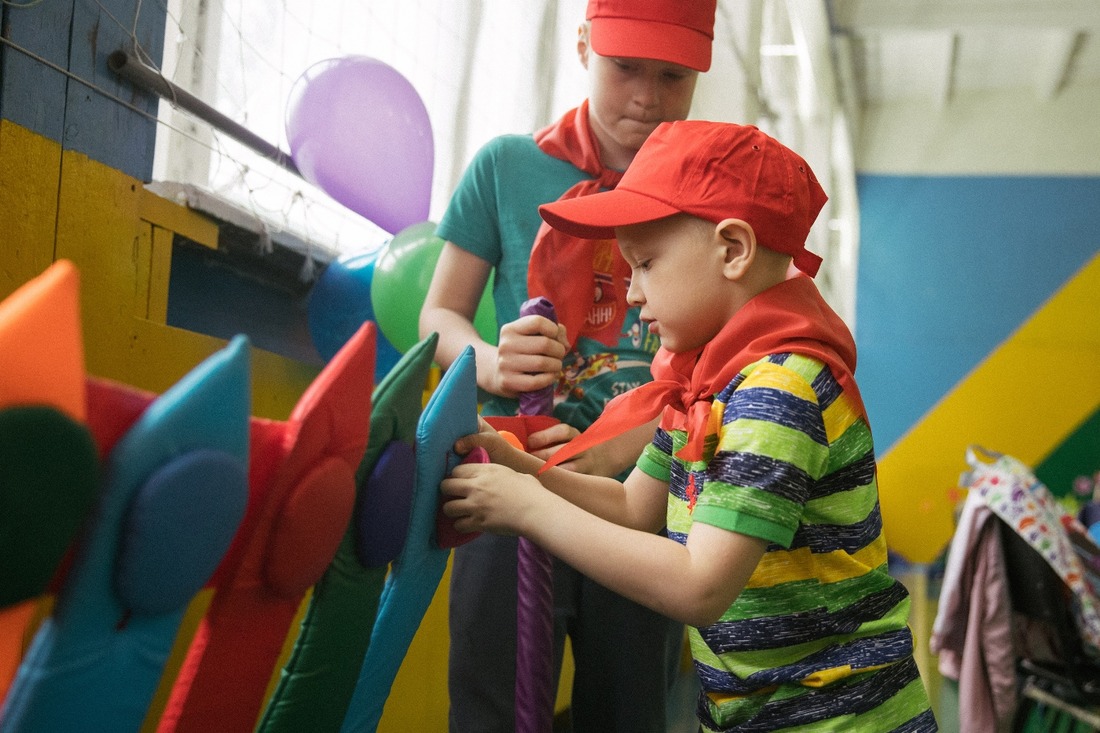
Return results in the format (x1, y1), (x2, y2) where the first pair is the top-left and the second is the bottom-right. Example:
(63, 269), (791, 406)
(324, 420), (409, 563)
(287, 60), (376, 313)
(515, 296), (557, 732)
(518, 297), (558, 419)
(515, 537), (555, 732)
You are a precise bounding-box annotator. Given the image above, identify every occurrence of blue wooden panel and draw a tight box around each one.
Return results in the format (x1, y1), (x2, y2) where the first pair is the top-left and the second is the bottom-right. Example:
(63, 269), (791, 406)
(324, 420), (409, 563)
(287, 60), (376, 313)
(0, 0), (75, 141)
(855, 173), (1100, 451)
(63, 0), (164, 180)
(1, 0), (165, 179)
(167, 244), (325, 366)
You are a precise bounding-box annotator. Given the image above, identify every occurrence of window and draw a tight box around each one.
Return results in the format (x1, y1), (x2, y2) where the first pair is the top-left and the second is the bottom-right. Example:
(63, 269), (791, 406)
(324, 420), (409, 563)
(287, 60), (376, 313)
(152, 0), (590, 261)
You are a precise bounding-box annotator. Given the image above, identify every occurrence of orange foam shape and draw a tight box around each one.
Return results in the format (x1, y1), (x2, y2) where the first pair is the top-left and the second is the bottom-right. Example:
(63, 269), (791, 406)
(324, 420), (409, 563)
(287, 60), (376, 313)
(0, 260), (85, 420)
(498, 430), (524, 451)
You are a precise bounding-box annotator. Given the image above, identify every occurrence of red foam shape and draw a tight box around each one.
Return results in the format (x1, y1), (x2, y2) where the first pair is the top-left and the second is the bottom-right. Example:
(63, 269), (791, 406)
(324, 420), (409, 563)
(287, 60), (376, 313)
(157, 323), (376, 733)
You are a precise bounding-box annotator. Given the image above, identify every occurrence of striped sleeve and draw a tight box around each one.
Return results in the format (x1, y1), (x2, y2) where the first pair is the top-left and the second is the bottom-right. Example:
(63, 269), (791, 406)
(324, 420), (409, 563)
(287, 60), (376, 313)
(638, 427), (673, 481)
(692, 359), (829, 546)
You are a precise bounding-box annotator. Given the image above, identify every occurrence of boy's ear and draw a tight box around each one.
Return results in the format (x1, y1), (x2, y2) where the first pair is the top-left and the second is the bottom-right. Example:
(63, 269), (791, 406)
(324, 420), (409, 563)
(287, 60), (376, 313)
(577, 23), (590, 68)
(716, 219), (756, 280)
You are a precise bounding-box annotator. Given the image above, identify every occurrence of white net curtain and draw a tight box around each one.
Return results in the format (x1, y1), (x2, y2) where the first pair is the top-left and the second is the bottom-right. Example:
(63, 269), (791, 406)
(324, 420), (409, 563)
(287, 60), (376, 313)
(151, 0), (856, 321)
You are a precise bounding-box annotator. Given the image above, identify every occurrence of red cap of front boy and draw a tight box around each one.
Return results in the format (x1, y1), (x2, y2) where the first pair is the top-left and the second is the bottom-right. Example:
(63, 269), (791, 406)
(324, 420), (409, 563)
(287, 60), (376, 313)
(586, 0), (716, 72)
(538, 121), (827, 277)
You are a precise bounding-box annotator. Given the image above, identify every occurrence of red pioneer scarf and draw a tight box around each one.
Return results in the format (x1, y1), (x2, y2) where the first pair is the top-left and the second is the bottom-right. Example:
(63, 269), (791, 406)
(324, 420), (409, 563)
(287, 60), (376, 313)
(528, 100), (632, 347)
(541, 275), (865, 470)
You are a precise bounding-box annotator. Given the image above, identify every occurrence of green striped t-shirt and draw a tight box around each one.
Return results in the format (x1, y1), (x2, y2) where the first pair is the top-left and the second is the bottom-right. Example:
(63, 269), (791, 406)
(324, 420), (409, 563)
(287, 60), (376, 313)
(638, 353), (936, 732)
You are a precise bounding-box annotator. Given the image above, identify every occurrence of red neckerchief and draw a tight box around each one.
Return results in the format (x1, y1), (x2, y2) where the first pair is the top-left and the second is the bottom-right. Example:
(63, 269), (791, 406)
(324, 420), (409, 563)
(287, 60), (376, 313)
(541, 275), (865, 470)
(528, 100), (631, 347)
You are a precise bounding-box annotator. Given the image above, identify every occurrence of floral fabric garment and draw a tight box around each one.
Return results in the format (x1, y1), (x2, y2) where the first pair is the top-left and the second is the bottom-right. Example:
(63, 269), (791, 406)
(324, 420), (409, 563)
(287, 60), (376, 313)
(961, 446), (1100, 653)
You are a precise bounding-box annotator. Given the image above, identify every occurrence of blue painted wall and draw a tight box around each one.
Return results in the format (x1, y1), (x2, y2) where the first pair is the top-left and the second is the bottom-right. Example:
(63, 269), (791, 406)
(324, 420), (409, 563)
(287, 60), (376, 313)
(856, 174), (1100, 452)
(167, 244), (323, 366)
(0, 0), (164, 181)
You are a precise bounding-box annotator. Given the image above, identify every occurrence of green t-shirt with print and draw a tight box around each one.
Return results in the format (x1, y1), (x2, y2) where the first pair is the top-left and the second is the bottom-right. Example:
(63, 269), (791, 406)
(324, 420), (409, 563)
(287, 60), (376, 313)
(436, 134), (659, 432)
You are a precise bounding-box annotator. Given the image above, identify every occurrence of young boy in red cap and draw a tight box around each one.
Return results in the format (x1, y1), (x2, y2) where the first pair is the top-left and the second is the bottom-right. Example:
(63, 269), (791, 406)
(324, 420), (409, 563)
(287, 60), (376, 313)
(422, 1), (717, 731)
(441, 121), (937, 732)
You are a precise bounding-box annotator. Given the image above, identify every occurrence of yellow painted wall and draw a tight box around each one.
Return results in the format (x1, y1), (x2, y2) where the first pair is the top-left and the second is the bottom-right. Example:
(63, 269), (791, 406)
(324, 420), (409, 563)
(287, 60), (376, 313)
(878, 253), (1100, 564)
(0, 120), (318, 420)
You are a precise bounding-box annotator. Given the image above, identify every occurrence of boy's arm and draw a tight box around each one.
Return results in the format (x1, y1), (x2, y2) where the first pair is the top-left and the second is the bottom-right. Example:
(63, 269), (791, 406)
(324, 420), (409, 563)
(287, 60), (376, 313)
(420, 242), (567, 397)
(441, 458), (766, 626)
(456, 425), (664, 532)
(528, 417), (662, 479)
(419, 242), (495, 374)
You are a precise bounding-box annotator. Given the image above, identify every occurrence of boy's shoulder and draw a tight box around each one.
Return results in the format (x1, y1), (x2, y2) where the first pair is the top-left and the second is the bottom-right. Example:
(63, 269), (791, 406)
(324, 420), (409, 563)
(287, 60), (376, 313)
(473, 133), (540, 161)
(474, 134), (588, 176)
(480, 132), (537, 150)
(717, 352), (836, 402)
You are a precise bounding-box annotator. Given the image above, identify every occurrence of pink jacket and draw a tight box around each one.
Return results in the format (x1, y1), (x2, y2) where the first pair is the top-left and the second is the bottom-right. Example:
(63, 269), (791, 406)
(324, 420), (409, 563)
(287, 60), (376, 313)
(930, 493), (1018, 732)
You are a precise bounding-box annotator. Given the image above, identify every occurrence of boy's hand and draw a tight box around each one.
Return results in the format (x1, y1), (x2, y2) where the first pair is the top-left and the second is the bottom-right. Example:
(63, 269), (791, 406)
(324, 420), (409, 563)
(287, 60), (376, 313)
(526, 422), (615, 476)
(526, 422), (650, 478)
(490, 315), (568, 398)
(454, 418), (537, 474)
(440, 463), (546, 536)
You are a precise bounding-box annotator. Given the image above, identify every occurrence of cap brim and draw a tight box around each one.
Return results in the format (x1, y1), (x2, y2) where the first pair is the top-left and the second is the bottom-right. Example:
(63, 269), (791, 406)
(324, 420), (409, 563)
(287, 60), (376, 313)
(539, 188), (681, 240)
(589, 19), (712, 72)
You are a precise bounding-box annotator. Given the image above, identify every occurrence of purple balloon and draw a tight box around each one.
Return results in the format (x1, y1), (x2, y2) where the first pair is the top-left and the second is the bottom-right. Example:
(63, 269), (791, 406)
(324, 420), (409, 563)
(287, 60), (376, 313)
(286, 56), (434, 234)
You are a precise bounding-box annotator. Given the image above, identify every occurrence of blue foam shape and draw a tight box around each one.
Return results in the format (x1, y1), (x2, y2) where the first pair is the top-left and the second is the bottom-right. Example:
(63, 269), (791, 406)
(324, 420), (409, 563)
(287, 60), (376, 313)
(339, 345), (478, 733)
(356, 440), (416, 568)
(116, 448), (248, 614)
(0, 336), (251, 733)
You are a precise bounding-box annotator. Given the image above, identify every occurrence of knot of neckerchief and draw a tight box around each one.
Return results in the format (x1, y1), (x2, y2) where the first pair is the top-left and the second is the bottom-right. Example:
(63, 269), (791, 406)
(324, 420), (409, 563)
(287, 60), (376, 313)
(528, 100), (631, 348)
(540, 275), (865, 472)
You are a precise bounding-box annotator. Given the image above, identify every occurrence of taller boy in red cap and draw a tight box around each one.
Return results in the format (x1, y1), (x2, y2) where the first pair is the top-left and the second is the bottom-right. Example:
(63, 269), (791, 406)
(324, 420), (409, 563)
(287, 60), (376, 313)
(422, 1), (716, 730)
(441, 121), (937, 732)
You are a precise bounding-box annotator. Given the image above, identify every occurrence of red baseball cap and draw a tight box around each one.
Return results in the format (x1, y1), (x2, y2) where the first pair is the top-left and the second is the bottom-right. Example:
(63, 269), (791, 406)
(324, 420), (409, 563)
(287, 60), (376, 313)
(538, 121), (827, 277)
(586, 0), (716, 72)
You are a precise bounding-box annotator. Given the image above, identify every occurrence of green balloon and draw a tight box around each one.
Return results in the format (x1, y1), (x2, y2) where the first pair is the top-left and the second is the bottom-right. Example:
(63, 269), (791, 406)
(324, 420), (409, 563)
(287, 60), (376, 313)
(371, 221), (497, 353)
(473, 269), (497, 346)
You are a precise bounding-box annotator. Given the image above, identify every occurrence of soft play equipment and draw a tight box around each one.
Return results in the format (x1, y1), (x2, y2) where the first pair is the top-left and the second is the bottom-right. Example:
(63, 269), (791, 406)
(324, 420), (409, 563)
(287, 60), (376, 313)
(286, 56), (433, 235)
(339, 345), (478, 733)
(0, 261), (98, 697)
(0, 260), (85, 422)
(256, 333), (438, 733)
(157, 322), (376, 733)
(0, 334), (252, 732)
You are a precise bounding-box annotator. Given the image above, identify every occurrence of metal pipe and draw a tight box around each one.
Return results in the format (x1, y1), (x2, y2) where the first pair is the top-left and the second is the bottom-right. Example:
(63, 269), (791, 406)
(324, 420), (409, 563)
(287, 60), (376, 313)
(108, 49), (300, 176)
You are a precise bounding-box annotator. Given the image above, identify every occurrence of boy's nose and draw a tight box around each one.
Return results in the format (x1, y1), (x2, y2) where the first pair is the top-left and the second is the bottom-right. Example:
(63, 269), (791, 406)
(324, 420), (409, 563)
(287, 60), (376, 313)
(625, 276), (643, 306)
(633, 76), (660, 108)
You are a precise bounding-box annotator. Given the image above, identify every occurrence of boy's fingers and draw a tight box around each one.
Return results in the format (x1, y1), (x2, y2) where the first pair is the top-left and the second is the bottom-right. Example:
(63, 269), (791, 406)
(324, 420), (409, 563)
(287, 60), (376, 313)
(555, 323), (569, 347)
(504, 314), (559, 339)
(440, 473), (473, 497)
(445, 460), (495, 484)
(529, 314), (562, 338)
(527, 446), (558, 461)
(440, 495), (464, 516)
(440, 478), (458, 497)
(455, 428), (516, 457)
(527, 422), (580, 450)
(453, 433), (485, 455)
